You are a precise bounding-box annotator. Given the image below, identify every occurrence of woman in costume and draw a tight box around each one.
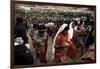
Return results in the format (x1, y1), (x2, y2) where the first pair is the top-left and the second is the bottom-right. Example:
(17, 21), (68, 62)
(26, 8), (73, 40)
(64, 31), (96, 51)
(52, 22), (77, 63)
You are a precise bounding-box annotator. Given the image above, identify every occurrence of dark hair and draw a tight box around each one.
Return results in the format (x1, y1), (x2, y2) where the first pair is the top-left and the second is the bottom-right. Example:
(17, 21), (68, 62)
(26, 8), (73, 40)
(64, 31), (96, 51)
(38, 25), (45, 30)
(38, 25), (46, 33)
(62, 25), (69, 33)
(74, 20), (78, 26)
(73, 20), (78, 28)
(16, 17), (23, 23)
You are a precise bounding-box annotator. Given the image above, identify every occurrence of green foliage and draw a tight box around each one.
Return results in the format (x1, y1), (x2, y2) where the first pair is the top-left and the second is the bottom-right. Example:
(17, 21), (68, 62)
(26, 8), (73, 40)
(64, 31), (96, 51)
(15, 9), (84, 19)
(16, 9), (26, 16)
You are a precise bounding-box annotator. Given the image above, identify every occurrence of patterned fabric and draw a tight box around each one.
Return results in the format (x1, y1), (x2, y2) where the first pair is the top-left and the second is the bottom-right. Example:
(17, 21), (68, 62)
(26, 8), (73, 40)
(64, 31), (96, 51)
(33, 32), (48, 63)
(33, 32), (47, 43)
(55, 32), (68, 62)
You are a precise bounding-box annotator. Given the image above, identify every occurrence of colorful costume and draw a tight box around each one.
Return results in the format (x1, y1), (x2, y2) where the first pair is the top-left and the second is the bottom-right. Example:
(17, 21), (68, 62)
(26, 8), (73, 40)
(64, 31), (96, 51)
(55, 31), (76, 63)
(55, 32), (68, 63)
(32, 32), (48, 63)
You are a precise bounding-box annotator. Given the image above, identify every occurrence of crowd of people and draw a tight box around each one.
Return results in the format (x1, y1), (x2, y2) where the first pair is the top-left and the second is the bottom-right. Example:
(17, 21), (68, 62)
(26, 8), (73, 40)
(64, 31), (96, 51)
(14, 13), (95, 65)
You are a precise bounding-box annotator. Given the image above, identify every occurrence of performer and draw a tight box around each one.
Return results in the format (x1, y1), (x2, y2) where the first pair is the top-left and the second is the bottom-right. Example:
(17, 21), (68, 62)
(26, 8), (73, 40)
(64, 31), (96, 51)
(54, 26), (70, 63)
(52, 24), (70, 63)
(32, 25), (48, 63)
(53, 22), (77, 63)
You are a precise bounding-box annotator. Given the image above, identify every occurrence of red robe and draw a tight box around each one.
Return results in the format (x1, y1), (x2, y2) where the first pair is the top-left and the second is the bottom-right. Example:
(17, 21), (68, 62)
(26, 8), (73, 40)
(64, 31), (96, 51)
(55, 31), (76, 62)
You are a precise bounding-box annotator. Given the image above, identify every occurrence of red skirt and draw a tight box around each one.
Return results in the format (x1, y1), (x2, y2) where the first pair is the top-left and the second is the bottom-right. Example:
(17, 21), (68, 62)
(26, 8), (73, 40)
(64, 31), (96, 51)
(67, 39), (76, 57)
